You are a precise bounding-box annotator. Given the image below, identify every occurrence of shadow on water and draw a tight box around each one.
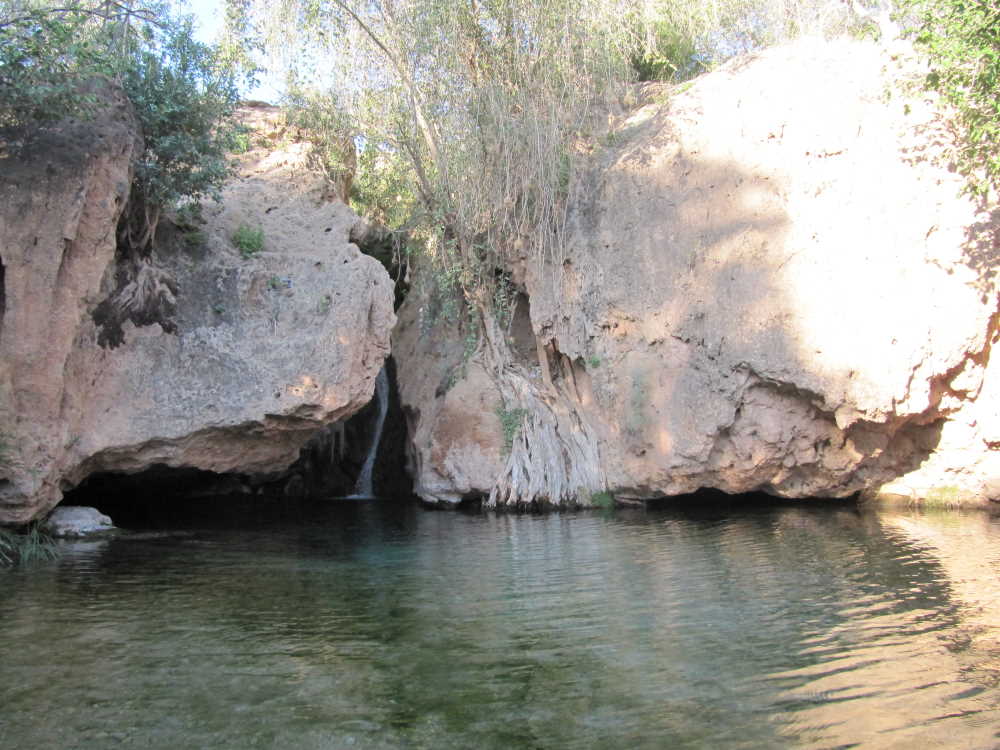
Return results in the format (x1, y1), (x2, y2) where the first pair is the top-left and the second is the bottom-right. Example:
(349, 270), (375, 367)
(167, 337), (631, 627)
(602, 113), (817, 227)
(643, 487), (860, 515)
(84, 490), (419, 533)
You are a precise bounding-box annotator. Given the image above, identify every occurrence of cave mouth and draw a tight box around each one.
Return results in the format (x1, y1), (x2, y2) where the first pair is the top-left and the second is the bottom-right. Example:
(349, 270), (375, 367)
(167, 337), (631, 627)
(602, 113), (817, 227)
(61, 358), (414, 529)
(63, 466), (419, 531)
(63, 465), (262, 529)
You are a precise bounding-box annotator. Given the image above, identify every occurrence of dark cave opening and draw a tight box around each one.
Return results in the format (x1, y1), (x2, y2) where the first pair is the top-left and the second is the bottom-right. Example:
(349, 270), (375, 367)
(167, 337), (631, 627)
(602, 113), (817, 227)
(63, 465), (256, 528)
(62, 358), (414, 528)
(507, 290), (539, 366)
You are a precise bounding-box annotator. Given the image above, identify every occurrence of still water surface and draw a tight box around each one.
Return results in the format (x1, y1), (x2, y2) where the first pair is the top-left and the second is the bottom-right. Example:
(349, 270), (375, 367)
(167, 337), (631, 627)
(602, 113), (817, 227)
(2, 498), (1000, 749)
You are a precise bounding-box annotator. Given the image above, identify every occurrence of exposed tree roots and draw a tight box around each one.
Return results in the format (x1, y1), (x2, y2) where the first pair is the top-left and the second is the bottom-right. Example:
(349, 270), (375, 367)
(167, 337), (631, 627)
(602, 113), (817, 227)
(481, 312), (606, 508)
(92, 256), (177, 348)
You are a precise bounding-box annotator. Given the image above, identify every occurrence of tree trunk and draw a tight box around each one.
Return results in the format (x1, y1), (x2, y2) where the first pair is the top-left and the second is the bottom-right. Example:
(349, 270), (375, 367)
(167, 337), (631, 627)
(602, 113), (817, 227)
(479, 307), (606, 508)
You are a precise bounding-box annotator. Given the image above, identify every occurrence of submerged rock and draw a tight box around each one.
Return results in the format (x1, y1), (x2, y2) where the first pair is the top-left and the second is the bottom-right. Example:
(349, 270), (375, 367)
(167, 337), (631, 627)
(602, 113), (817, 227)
(396, 38), (999, 507)
(42, 506), (115, 537)
(0, 101), (394, 524)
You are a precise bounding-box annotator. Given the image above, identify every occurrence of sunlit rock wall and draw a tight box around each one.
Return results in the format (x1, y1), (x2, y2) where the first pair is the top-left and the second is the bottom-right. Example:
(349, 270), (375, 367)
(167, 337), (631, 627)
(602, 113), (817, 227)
(396, 38), (998, 506)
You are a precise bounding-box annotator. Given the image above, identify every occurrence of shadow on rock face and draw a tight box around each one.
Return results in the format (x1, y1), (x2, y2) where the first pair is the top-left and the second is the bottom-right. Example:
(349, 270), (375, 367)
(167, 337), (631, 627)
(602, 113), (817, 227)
(394, 40), (997, 507)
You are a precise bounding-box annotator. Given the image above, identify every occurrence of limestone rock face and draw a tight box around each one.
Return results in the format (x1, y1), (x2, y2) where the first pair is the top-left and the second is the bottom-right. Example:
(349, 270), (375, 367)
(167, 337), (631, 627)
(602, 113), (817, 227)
(0, 101), (394, 524)
(393, 291), (506, 503)
(396, 39), (998, 507)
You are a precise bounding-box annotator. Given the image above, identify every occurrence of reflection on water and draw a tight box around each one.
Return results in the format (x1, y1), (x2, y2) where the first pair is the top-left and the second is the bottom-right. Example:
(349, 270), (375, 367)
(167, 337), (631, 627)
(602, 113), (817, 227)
(2, 499), (999, 749)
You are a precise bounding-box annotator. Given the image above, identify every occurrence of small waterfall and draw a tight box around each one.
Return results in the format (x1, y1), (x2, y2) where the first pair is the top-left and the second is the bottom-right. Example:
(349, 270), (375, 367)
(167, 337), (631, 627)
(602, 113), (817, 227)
(352, 366), (389, 498)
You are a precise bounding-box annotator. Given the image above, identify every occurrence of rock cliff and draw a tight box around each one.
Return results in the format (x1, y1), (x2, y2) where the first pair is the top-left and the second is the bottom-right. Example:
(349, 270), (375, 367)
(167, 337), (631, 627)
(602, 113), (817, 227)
(0, 100), (395, 524)
(395, 39), (999, 507)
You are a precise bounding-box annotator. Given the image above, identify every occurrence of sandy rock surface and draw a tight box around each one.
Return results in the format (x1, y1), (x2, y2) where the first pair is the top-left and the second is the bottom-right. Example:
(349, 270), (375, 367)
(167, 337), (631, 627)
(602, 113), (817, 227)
(396, 38), (998, 506)
(0, 102), (394, 524)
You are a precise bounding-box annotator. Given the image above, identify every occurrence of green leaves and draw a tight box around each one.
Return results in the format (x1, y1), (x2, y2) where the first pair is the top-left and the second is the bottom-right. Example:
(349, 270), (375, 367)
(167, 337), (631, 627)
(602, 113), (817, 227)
(1, 2), (248, 251)
(0, 7), (108, 131)
(284, 83), (358, 195)
(495, 404), (529, 455)
(232, 224), (265, 258)
(352, 142), (417, 230)
(120, 12), (241, 221)
(902, 0), (1000, 198)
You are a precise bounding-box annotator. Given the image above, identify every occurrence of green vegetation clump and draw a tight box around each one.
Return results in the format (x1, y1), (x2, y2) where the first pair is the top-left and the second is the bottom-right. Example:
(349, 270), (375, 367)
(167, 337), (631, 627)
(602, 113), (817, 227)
(631, 0), (869, 83)
(922, 485), (966, 506)
(0, 6), (103, 130)
(0, 524), (59, 567)
(496, 404), (529, 455)
(229, 127), (252, 154)
(0, 1), (253, 253)
(901, 0), (1000, 199)
(284, 86), (357, 198)
(232, 225), (264, 258)
(590, 491), (615, 509)
(181, 228), (205, 250)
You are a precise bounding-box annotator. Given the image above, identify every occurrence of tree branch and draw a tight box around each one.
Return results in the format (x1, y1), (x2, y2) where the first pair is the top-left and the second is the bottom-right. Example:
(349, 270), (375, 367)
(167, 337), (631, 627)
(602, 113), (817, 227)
(329, 0), (446, 192)
(0, 4), (162, 32)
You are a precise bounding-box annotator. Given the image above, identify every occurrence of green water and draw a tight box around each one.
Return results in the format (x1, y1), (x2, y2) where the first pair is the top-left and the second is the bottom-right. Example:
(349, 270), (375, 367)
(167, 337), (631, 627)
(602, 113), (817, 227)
(2, 498), (999, 749)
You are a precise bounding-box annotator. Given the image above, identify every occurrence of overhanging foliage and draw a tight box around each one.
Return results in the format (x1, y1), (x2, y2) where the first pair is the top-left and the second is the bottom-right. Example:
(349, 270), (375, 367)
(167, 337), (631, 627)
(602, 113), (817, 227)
(901, 0), (1000, 199)
(0, 0), (250, 251)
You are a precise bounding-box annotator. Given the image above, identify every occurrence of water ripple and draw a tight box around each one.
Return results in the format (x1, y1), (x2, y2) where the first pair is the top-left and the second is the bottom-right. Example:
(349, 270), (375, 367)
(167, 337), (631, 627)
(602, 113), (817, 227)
(2, 502), (1000, 748)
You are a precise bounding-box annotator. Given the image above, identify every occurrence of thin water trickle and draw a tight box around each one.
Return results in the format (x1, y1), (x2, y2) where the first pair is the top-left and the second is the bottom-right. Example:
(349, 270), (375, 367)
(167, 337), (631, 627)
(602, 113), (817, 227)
(352, 366), (389, 498)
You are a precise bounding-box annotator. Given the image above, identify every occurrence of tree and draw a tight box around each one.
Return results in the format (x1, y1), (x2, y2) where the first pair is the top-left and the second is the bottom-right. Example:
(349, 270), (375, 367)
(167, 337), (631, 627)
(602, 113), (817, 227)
(254, 0), (634, 309)
(0, 1), (248, 251)
(241, 0), (638, 504)
(237, 0), (910, 505)
(283, 83), (358, 204)
(0, 2), (118, 130)
(115, 9), (243, 250)
(901, 0), (1000, 199)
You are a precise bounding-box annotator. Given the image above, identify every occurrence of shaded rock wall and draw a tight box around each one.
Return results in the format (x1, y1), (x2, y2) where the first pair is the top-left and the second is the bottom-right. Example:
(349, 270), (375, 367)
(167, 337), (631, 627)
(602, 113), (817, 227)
(0, 88), (142, 524)
(0, 102), (395, 524)
(395, 39), (998, 507)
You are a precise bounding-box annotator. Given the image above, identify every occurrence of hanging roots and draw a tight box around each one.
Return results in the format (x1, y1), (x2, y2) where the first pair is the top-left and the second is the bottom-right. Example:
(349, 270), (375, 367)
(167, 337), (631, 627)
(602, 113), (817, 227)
(92, 258), (178, 348)
(488, 370), (606, 508)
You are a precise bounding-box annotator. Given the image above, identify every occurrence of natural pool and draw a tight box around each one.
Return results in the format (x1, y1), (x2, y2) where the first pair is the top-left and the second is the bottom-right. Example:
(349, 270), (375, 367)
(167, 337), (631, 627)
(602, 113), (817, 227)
(2, 497), (999, 749)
